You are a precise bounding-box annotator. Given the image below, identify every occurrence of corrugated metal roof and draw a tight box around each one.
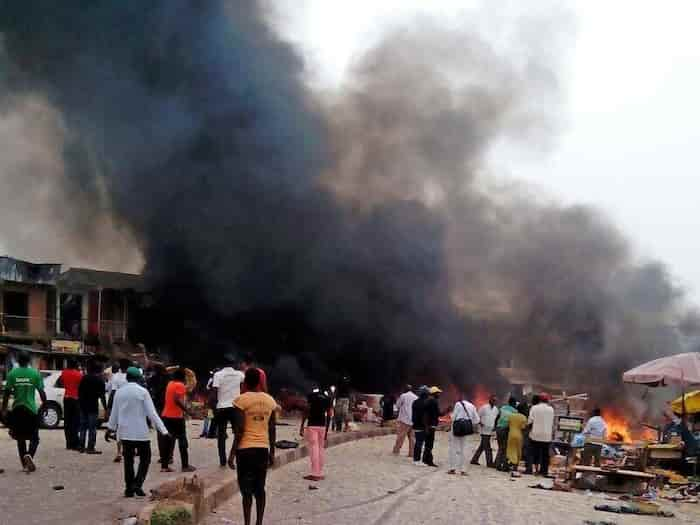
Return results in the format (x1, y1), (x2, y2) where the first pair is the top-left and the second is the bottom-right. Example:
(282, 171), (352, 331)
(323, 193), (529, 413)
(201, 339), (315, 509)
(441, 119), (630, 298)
(57, 268), (145, 291)
(0, 256), (61, 285)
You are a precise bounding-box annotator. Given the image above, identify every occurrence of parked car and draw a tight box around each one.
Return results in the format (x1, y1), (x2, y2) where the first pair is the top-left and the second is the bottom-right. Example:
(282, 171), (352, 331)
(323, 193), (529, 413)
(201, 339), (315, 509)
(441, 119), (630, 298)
(2, 370), (107, 429)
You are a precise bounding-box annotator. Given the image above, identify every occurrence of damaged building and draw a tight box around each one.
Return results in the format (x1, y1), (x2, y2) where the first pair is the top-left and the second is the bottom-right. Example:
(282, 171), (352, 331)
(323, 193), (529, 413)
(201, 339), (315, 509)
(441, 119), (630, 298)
(0, 255), (146, 358)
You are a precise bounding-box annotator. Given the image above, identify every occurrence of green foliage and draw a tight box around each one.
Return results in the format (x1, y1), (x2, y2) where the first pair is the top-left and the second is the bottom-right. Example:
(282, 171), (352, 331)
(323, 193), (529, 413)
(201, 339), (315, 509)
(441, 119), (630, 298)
(150, 506), (192, 525)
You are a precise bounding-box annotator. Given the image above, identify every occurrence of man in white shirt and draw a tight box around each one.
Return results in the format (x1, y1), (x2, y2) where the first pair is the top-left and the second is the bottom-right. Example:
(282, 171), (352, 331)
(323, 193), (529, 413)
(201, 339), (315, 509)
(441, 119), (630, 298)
(392, 385), (418, 457)
(107, 367), (168, 498)
(212, 358), (245, 467)
(582, 408), (607, 466)
(470, 395), (499, 467)
(527, 394), (554, 476)
(108, 359), (131, 463)
(448, 390), (480, 475)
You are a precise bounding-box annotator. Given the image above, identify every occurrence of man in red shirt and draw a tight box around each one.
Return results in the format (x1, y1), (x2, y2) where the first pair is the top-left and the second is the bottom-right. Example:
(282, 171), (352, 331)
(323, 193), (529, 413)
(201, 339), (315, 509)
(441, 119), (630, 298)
(160, 368), (196, 473)
(59, 359), (83, 451)
(240, 354), (267, 393)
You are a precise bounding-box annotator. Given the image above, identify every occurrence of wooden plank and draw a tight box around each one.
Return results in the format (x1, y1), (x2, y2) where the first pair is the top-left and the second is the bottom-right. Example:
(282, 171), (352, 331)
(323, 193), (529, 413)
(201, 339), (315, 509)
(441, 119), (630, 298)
(573, 465), (655, 479)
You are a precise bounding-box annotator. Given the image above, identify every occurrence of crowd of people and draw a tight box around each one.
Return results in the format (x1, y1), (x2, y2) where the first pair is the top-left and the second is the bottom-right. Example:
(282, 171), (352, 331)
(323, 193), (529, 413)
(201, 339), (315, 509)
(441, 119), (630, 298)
(0, 351), (280, 525)
(388, 385), (611, 478)
(3, 352), (623, 525)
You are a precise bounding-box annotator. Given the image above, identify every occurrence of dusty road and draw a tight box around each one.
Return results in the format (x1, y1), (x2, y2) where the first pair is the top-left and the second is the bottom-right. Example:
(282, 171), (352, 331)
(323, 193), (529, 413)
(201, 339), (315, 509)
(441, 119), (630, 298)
(203, 434), (700, 525)
(0, 420), (302, 525)
(2, 424), (699, 525)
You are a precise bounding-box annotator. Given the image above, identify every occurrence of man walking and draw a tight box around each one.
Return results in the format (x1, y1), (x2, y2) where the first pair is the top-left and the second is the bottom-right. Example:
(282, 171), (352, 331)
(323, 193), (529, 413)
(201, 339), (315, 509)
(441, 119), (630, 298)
(471, 395), (499, 467)
(147, 364), (171, 463)
(333, 376), (351, 432)
(212, 358), (245, 467)
(528, 393), (554, 476)
(78, 361), (108, 454)
(300, 386), (331, 481)
(161, 368), (196, 472)
(107, 367), (169, 497)
(108, 359), (130, 463)
(420, 386), (442, 467)
(412, 386), (429, 466)
(448, 388), (479, 475)
(392, 385), (417, 456)
(1, 351), (46, 472)
(59, 359), (83, 451)
(494, 397), (517, 471)
(230, 368), (277, 525)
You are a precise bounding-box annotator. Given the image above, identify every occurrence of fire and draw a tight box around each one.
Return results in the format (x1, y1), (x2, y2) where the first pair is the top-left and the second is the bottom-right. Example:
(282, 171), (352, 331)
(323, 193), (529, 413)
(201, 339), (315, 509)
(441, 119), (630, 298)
(472, 384), (491, 409)
(445, 383), (491, 408)
(603, 409), (632, 442)
(601, 407), (657, 442)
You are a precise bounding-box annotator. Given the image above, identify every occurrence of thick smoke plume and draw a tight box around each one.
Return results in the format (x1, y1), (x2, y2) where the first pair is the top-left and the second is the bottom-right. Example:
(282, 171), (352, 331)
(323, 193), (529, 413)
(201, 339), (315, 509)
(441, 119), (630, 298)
(0, 2), (695, 401)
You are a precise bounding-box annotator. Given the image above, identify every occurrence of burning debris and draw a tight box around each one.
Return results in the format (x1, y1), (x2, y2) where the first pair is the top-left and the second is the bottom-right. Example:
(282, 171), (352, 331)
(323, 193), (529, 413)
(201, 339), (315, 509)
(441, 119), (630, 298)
(0, 2), (697, 401)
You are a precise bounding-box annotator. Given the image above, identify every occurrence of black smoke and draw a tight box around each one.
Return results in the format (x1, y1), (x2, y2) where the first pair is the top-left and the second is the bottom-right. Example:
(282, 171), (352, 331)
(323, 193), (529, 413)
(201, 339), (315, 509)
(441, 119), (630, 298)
(0, 2), (694, 401)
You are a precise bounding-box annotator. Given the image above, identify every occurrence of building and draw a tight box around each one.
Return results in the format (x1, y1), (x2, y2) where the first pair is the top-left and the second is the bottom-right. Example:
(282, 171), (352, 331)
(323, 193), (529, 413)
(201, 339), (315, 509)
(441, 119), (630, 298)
(56, 268), (144, 343)
(0, 256), (144, 345)
(0, 256), (61, 338)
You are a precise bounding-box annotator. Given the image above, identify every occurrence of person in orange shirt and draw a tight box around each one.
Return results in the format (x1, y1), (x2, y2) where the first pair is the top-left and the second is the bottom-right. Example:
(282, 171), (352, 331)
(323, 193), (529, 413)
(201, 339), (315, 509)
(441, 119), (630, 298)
(160, 368), (196, 473)
(230, 368), (277, 525)
(59, 359), (83, 451)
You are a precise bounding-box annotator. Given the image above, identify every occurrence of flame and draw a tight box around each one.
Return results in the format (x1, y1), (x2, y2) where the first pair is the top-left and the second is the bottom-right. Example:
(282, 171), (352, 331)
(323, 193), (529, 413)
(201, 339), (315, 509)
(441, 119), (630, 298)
(445, 383), (491, 408)
(601, 407), (657, 442)
(472, 384), (491, 409)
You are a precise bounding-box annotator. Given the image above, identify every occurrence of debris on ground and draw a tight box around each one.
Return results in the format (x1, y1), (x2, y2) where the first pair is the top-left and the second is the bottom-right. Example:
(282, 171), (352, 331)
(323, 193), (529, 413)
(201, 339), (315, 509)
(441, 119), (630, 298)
(529, 479), (572, 492)
(308, 485), (318, 491)
(52, 485), (64, 491)
(647, 467), (689, 484)
(594, 503), (674, 517)
(658, 483), (700, 503)
(583, 520), (618, 525)
(275, 440), (299, 449)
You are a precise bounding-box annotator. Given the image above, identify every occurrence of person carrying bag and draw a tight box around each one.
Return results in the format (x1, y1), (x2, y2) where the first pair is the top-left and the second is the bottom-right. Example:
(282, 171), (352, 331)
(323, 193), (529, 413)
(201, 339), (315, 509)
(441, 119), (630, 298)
(448, 393), (479, 475)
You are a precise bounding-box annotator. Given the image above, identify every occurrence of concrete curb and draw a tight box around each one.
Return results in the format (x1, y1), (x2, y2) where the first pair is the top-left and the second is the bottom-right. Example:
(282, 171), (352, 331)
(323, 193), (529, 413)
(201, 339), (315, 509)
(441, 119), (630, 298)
(137, 427), (395, 524)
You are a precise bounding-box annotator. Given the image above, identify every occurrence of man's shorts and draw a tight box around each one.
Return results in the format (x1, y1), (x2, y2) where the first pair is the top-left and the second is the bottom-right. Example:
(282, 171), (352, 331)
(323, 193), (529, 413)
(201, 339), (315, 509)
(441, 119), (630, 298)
(236, 448), (269, 496)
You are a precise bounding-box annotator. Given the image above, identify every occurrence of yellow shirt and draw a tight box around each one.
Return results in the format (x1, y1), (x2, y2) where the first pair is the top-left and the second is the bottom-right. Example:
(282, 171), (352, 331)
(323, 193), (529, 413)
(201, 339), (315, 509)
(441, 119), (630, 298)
(234, 392), (277, 449)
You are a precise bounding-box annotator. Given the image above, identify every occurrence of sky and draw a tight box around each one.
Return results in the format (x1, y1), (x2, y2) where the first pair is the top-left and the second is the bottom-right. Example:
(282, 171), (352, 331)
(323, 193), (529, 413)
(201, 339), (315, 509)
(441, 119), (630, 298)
(275, 0), (700, 302)
(1, 1), (698, 303)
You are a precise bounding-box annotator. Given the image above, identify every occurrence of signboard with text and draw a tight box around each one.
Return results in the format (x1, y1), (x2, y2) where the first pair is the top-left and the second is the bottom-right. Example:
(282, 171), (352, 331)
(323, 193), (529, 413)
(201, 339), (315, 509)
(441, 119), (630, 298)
(51, 339), (84, 354)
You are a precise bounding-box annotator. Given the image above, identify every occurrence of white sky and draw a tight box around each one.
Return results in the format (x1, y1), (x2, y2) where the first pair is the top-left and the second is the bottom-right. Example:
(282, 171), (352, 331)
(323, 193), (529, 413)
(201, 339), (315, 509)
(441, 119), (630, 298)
(277, 0), (700, 302)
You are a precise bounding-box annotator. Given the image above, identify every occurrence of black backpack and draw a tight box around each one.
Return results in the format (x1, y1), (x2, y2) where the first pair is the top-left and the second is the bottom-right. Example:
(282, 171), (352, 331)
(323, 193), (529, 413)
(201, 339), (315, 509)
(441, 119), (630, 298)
(452, 402), (474, 437)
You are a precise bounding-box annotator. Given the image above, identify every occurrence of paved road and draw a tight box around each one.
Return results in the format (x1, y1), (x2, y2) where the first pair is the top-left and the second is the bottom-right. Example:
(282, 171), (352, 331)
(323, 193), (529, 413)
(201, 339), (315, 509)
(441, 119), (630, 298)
(0, 420), (303, 525)
(204, 434), (700, 525)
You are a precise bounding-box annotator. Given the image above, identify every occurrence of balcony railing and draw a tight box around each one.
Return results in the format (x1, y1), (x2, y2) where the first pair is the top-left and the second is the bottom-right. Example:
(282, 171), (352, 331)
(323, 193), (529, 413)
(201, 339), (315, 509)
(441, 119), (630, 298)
(0, 314), (56, 337)
(99, 319), (128, 342)
(0, 314), (127, 342)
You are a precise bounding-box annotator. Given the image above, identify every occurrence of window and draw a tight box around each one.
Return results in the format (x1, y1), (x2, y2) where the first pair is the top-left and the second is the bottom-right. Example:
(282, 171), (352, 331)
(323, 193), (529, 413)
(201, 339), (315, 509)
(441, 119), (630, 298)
(2, 291), (29, 332)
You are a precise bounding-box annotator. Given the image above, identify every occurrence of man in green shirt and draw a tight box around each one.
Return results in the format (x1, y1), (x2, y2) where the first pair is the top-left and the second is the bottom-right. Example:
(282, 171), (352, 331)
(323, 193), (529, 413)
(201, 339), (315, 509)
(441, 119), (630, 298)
(1, 351), (47, 472)
(493, 397), (517, 471)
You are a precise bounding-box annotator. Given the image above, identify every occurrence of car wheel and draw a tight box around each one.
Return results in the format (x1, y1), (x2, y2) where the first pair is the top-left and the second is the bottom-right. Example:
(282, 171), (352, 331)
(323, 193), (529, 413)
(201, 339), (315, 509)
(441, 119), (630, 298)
(41, 402), (62, 429)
